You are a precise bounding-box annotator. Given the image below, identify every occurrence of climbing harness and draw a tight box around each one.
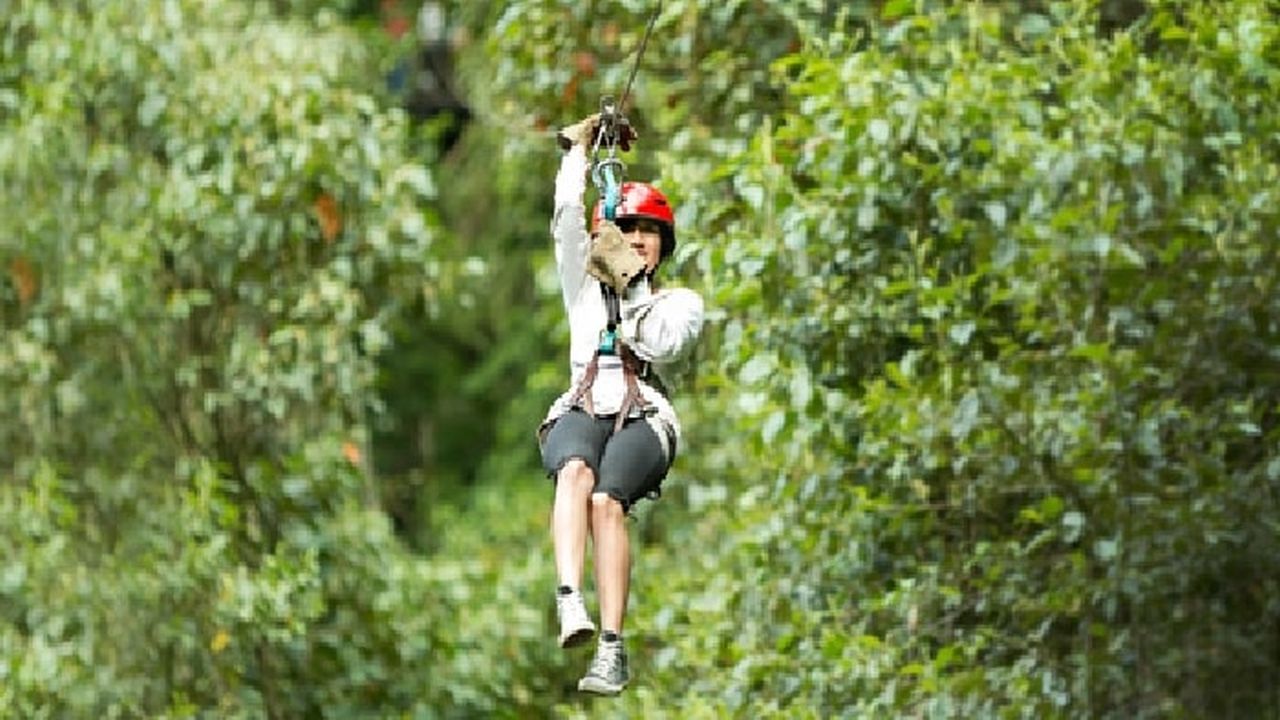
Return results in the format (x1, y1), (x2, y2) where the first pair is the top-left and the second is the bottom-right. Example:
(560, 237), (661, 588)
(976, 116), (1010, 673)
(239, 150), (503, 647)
(566, 324), (651, 433)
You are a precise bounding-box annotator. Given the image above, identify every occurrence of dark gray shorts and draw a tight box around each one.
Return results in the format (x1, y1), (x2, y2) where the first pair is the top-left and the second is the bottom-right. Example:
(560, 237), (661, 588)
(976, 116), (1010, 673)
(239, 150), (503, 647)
(539, 410), (671, 512)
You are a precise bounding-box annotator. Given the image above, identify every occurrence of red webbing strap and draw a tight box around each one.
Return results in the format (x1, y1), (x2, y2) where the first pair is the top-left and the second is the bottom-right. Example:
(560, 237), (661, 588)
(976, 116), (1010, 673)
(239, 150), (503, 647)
(565, 343), (652, 430)
(567, 282), (656, 428)
(567, 352), (601, 416)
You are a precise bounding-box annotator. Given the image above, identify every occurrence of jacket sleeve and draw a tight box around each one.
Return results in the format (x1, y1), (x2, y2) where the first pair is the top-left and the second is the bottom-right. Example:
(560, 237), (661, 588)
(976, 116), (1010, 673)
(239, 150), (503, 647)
(550, 145), (592, 310)
(623, 288), (705, 365)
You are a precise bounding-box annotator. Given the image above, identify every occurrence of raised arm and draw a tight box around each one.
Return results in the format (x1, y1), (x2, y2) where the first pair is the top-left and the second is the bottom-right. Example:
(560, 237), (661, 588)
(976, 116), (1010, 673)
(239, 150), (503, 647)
(550, 144), (592, 310)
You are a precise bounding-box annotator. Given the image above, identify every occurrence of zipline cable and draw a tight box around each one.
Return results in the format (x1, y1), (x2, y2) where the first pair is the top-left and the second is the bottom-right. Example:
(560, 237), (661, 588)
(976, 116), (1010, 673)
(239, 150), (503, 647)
(617, 0), (663, 118)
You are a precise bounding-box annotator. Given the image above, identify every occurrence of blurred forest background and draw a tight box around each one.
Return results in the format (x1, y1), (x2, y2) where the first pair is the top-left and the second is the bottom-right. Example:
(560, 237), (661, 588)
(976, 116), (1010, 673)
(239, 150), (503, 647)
(2, 0), (1279, 717)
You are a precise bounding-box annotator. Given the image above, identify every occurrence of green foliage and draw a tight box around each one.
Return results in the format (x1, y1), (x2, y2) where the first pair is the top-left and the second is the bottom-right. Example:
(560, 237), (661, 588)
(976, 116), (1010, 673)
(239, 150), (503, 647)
(644, 0), (1280, 716)
(0, 0), (462, 716)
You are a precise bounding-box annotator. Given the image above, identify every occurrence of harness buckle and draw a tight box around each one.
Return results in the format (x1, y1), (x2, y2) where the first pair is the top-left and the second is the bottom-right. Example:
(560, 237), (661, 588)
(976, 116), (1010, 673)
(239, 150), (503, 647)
(598, 328), (618, 355)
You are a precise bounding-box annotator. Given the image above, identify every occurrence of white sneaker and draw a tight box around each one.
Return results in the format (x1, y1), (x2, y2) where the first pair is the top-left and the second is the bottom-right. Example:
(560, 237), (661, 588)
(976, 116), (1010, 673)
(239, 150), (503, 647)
(556, 587), (596, 649)
(578, 634), (630, 694)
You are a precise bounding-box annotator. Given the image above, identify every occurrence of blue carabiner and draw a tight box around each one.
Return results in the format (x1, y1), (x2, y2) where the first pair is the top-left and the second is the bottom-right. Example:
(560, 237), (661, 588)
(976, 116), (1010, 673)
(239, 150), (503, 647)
(604, 178), (619, 220)
(598, 328), (617, 355)
(605, 177), (620, 221)
(592, 157), (626, 221)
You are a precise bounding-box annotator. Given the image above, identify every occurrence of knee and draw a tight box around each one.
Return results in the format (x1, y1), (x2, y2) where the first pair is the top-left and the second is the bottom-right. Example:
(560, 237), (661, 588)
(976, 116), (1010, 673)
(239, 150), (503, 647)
(590, 492), (625, 523)
(557, 458), (595, 494)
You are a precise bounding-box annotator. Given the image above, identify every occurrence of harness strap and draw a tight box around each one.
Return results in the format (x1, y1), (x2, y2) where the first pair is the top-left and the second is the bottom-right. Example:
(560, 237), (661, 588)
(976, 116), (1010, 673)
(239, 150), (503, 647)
(597, 284), (621, 354)
(567, 351), (600, 416)
(613, 343), (646, 432)
(570, 345), (650, 427)
(566, 284), (658, 432)
(566, 345), (652, 432)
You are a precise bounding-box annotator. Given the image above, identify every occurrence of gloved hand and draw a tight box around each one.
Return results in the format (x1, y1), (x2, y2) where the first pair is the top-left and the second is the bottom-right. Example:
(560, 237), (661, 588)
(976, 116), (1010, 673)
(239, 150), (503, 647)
(557, 113), (598, 149)
(556, 113), (636, 151)
(587, 220), (647, 292)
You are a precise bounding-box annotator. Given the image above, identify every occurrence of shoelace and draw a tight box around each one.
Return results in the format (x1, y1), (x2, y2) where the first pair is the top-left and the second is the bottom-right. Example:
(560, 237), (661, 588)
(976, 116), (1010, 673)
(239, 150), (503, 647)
(588, 642), (622, 678)
(558, 593), (587, 620)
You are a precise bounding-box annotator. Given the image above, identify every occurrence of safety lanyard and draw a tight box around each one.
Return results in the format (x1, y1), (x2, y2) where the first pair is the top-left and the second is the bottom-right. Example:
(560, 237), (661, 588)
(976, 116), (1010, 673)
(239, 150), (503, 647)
(599, 284), (622, 355)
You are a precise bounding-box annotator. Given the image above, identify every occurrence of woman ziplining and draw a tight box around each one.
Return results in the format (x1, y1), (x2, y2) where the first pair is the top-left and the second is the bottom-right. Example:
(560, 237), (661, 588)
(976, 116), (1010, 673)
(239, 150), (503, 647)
(539, 113), (703, 696)
(535, 2), (703, 695)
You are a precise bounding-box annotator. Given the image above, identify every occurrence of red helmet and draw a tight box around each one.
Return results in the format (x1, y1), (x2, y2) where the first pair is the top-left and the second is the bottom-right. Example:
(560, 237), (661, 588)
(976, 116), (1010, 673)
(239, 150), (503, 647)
(591, 182), (677, 260)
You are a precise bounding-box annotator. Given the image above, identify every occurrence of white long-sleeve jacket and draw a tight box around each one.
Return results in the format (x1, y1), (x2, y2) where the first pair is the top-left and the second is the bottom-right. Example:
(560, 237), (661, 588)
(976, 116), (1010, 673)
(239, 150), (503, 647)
(541, 145), (705, 460)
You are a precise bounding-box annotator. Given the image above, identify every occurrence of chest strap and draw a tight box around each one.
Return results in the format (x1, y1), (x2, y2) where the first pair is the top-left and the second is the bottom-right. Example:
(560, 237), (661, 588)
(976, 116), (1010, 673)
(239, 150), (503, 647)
(566, 283), (657, 431)
(567, 342), (652, 432)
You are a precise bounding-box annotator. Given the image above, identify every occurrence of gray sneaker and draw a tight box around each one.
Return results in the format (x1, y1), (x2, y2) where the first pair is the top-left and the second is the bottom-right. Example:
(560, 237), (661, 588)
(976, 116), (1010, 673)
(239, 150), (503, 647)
(556, 587), (596, 649)
(578, 635), (630, 695)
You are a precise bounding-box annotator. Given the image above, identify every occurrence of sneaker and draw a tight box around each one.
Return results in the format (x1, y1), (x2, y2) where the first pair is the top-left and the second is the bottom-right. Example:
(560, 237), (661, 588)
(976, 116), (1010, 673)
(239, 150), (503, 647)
(556, 587), (596, 649)
(578, 634), (630, 695)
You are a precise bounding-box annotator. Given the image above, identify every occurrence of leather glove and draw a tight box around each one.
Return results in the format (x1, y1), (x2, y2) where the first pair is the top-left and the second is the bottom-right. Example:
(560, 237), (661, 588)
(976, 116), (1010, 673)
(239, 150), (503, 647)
(556, 113), (637, 151)
(557, 113), (599, 149)
(587, 220), (646, 293)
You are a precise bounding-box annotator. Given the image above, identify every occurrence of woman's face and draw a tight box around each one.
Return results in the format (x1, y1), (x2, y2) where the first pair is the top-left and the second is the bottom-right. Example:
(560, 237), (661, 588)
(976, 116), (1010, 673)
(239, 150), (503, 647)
(617, 217), (664, 273)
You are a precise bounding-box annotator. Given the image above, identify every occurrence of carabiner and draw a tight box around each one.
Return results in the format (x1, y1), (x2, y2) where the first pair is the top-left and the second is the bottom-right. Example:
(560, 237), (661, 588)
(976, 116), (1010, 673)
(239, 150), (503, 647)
(592, 157), (626, 220)
(598, 327), (618, 355)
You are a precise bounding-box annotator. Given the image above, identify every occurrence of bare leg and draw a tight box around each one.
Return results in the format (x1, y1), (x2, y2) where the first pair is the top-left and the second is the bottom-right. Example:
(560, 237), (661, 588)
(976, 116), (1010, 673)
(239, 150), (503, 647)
(552, 460), (595, 588)
(590, 492), (630, 633)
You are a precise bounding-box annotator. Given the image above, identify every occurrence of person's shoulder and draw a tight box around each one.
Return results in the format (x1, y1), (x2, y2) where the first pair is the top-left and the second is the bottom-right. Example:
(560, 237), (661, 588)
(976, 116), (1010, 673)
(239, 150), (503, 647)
(656, 286), (702, 300)
(654, 287), (704, 312)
